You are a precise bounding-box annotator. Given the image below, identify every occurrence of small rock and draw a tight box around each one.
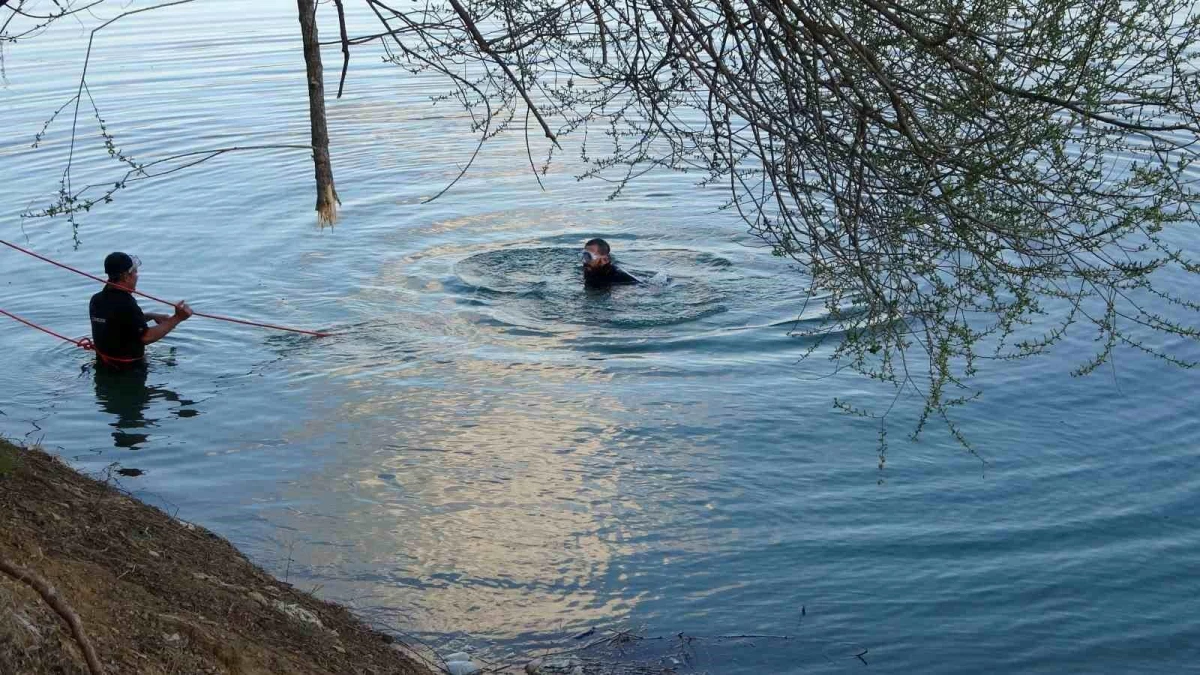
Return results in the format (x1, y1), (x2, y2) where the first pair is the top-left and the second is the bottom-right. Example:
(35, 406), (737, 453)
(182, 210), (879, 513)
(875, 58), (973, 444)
(148, 550), (160, 558)
(527, 655), (583, 674)
(444, 652), (472, 663)
(333, 644), (346, 654)
(247, 592), (268, 606)
(271, 600), (325, 629)
(163, 632), (182, 644)
(446, 660), (481, 675)
(192, 572), (246, 591)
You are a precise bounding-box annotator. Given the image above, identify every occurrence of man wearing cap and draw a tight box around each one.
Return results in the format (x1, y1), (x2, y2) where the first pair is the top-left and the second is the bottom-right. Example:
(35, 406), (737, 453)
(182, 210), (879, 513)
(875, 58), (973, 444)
(89, 252), (193, 367)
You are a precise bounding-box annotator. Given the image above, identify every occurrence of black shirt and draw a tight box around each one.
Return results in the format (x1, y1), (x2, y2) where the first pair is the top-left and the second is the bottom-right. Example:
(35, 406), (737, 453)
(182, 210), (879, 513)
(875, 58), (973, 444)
(584, 264), (639, 288)
(89, 285), (147, 366)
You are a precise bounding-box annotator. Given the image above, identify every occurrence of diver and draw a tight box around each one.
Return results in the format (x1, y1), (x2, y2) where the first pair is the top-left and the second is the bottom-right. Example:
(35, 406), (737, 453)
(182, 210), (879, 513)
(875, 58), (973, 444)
(581, 238), (639, 288)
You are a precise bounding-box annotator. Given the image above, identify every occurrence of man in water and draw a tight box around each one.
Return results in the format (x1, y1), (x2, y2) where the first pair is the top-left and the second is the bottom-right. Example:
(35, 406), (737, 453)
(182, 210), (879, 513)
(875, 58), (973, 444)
(582, 238), (639, 288)
(89, 251), (193, 368)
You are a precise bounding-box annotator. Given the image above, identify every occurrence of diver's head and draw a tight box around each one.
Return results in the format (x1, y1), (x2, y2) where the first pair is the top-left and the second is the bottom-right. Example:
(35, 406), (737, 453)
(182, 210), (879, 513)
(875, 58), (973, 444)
(582, 238), (612, 271)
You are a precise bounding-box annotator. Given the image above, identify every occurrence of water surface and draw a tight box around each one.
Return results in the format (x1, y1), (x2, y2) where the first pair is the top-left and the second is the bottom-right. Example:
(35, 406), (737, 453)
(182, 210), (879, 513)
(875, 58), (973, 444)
(1, 2), (1198, 672)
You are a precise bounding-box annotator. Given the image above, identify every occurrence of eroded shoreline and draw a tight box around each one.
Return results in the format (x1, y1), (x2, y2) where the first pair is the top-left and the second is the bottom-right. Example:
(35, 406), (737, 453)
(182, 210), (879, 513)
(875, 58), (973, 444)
(0, 439), (439, 675)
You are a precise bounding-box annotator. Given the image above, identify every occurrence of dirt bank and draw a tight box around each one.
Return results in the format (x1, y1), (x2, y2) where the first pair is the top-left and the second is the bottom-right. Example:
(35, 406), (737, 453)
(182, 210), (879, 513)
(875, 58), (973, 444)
(0, 439), (438, 675)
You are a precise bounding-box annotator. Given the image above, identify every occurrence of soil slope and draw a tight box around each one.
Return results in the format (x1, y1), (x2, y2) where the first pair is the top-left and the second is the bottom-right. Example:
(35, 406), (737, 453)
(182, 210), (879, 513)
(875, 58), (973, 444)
(0, 440), (438, 675)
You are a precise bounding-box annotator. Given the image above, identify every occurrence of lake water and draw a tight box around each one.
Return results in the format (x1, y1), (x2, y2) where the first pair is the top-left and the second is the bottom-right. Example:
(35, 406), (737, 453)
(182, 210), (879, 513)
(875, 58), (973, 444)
(2, 2), (1199, 672)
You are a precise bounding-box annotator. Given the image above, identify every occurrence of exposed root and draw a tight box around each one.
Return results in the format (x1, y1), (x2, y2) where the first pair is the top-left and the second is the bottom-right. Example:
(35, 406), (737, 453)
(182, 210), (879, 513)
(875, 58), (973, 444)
(0, 557), (104, 675)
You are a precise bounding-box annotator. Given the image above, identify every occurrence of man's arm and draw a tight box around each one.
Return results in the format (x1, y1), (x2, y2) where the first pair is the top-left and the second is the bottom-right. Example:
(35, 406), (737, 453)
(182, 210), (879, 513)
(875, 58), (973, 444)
(145, 312), (171, 324)
(142, 302), (193, 345)
(612, 267), (640, 284)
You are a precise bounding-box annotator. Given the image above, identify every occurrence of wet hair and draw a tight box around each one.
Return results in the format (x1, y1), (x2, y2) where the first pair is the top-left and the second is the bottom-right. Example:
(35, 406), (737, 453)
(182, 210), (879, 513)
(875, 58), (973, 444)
(584, 238), (611, 255)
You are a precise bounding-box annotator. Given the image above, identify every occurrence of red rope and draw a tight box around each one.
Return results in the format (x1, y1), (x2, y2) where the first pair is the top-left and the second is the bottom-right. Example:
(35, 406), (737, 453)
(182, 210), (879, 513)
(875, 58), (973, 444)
(0, 239), (331, 338)
(0, 307), (142, 365)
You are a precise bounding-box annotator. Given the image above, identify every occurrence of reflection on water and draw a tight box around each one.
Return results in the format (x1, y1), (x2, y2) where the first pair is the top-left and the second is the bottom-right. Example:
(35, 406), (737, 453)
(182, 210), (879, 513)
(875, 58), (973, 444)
(92, 363), (197, 450)
(273, 314), (647, 640)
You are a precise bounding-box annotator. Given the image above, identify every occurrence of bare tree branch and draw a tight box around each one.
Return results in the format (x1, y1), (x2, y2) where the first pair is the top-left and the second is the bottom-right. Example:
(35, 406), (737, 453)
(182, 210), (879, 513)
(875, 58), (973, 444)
(0, 557), (105, 675)
(445, 0), (558, 146)
(333, 0), (350, 98)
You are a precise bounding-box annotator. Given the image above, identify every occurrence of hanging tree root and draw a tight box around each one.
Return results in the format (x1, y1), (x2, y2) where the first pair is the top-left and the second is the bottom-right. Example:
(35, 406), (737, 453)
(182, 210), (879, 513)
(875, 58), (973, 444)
(0, 557), (105, 675)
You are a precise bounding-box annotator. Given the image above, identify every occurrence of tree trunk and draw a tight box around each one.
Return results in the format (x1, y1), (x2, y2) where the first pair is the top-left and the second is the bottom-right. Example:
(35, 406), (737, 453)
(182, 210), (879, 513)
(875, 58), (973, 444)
(297, 0), (338, 225)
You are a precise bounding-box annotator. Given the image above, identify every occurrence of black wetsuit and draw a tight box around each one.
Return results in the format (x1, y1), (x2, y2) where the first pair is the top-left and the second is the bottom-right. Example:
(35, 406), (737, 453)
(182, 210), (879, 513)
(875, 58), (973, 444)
(89, 285), (147, 367)
(584, 264), (639, 288)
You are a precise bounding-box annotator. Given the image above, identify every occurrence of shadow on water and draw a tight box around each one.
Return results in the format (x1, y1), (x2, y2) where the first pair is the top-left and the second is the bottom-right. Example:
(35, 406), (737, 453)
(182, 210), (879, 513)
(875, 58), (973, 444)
(91, 363), (199, 450)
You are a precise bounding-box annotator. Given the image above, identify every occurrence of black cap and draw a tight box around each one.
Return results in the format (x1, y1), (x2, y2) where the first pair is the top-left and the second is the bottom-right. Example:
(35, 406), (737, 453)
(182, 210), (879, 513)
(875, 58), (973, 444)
(103, 252), (139, 277)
